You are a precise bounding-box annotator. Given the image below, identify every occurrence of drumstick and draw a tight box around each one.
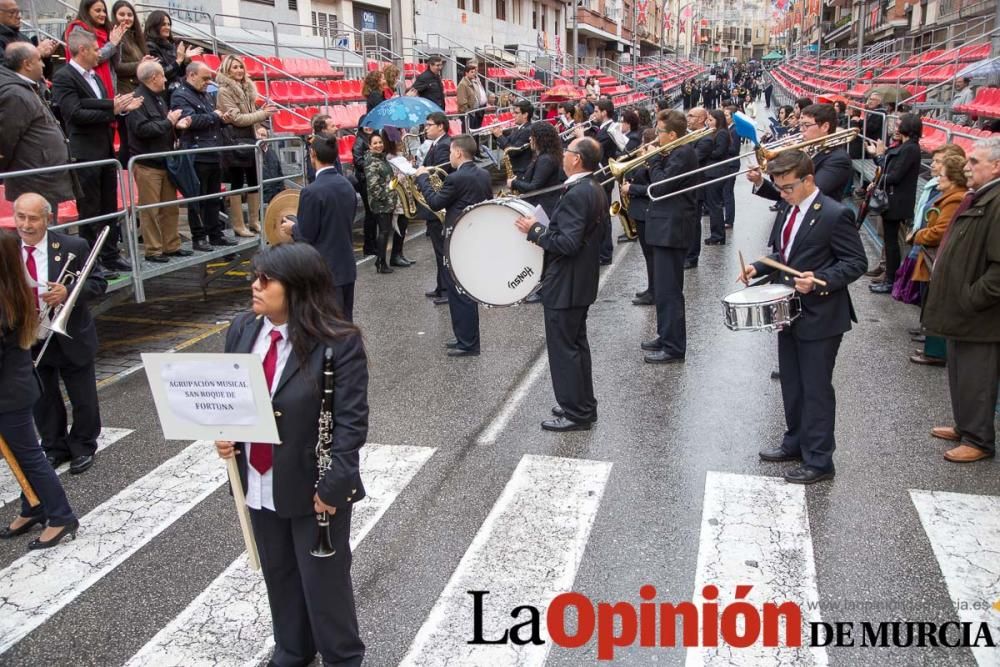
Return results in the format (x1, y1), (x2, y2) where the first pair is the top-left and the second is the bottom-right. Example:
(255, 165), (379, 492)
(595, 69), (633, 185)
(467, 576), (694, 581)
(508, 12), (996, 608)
(738, 251), (749, 286)
(757, 256), (829, 287)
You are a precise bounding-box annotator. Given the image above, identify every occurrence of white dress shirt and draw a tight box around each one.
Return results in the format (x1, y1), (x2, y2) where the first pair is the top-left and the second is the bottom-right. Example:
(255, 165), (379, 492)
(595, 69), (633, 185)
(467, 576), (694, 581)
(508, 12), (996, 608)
(566, 171), (594, 184)
(245, 318), (292, 511)
(21, 232), (49, 314)
(69, 59), (102, 98)
(782, 186), (820, 260)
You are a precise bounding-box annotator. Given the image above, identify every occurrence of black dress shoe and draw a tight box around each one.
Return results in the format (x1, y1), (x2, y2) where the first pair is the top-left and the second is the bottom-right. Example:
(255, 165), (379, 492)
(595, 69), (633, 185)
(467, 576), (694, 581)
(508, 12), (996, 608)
(389, 256), (411, 267)
(443, 339), (460, 349)
(0, 516), (44, 538)
(425, 288), (442, 298)
(541, 416), (592, 432)
(104, 257), (132, 272)
(634, 289), (648, 298)
(704, 238), (725, 246)
(599, 259), (612, 266)
(759, 447), (802, 462)
(640, 338), (662, 351)
(399, 255), (416, 265)
(644, 350), (684, 364)
(165, 248), (194, 257)
(28, 519), (80, 550)
(433, 296), (449, 305)
(70, 454), (95, 475)
(770, 370), (781, 380)
(684, 260), (698, 270)
(193, 240), (213, 252)
(447, 348), (480, 357)
(46, 451), (72, 468)
(632, 292), (653, 305)
(551, 406), (598, 423)
(210, 236), (238, 247)
(869, 283), (892, 294)
(145, 255), (170, 263)
(783, 465), (835, 484)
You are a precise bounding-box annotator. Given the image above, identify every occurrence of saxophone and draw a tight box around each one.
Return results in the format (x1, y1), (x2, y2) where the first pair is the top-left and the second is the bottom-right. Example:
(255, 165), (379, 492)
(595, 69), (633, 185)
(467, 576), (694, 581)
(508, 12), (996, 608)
(501, 143), (530, 182)
(310, 347), (336, 559)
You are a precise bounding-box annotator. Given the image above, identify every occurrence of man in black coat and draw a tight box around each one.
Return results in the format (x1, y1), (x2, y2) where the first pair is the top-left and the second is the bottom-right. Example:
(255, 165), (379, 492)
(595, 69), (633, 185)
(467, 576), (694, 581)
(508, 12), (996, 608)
(583, 99), (618, 265)
(739, 150), (867, 484)
(409, 55), (446, 111)
(625, 110), (699, 364)
(763, 81), (773, 109)
(281, 137), (358, 321)
(515, 138), (604, 430)
(172, 61), (237, 250)
(684, 107), (712, 268)
(493, 100), (533, 178)
(15, 193), (108, 474)
(415, 112), (452, 293)
(51, 30), (141, 273)
(416, 134), (492, 356)
(0, 0), (58, 70)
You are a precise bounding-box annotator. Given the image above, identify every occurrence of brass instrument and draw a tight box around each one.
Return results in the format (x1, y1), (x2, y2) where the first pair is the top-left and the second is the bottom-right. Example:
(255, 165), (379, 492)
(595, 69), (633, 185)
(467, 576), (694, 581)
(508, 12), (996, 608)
(35, 226), (110, 367)
(558, 119), (592, 142)
(389, 160), (449, 223)
(311, 347), (336, 558)
(501, 143), (531, 182)
(35, 251), (77, 332)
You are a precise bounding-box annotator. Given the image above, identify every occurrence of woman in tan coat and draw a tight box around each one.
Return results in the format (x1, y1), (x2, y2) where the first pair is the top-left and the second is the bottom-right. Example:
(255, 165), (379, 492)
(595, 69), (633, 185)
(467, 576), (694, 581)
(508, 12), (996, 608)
(910, 155), (968, 284)
(216, 54), (278, 236)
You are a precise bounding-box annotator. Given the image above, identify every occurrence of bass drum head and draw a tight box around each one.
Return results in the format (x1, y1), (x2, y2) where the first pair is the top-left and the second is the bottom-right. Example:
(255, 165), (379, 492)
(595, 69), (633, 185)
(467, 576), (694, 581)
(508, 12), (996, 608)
(446, 198), (544, 307)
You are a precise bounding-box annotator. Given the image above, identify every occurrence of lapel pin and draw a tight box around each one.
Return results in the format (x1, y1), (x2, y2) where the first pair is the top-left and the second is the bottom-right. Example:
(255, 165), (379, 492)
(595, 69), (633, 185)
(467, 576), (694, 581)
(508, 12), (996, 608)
(54, 254), (62, 262)
(52, 241), (60, 250)
(813, 202), (821, 210)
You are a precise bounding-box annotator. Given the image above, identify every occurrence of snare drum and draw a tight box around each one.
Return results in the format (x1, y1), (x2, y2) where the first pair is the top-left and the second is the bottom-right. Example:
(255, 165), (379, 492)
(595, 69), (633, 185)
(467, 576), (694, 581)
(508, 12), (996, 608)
(445, 197), (544, 307)
(722, 284), (801, 332)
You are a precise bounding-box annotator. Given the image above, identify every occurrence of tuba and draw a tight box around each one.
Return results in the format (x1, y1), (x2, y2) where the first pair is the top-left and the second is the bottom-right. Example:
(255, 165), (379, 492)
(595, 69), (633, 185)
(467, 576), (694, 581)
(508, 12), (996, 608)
(389, 162), (448, 223)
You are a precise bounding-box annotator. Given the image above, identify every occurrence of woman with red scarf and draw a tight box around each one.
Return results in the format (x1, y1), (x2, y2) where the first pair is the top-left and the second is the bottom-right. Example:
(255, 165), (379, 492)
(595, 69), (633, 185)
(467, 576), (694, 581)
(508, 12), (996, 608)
(64, 0), (126, 97)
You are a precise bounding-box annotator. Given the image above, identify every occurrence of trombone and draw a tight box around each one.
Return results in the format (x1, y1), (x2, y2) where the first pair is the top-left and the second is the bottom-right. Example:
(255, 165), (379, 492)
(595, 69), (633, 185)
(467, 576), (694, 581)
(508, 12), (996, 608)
(646, 127), (859, 202)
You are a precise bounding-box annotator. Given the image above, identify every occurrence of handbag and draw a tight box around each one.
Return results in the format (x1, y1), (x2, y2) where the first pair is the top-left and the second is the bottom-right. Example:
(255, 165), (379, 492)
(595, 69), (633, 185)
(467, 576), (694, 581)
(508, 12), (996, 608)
(868, 156), (891, 215)
(165, 151), (200, 198)
(220, 125), (256, 169)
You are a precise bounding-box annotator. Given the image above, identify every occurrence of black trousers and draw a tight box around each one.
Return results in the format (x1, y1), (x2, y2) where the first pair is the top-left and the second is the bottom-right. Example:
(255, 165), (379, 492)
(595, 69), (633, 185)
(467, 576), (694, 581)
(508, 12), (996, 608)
(250, 506), (364, 667)
(334, 282), (355, 323)
(777, 331), (842, 472)
(722, 172), (736, 227)
(427, 220), (447, 294)
(946, 339), (999, 454)
(391, 216), (408, 258)
(356, 182), (378, 255)
(34, 343), (101, 459)
(636, 219), (653, 294)
(652, 246), (686, 357)
(600, 185), (613, 263)
(442, 267), (479, 351)
(0, 407), (76, 526)
(882, 217), (904, 286)
(705, 179), (726, 242)
(687, 198), (704, 263)
(544, 306), (597, 423)
(76, 162), (121, 263)
(188, 161), (223, 241)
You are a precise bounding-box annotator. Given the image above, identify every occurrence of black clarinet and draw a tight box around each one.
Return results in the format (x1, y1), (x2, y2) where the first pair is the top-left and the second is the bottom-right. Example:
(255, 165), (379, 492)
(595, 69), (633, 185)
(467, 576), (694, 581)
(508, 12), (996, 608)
(310, 347), (336, 558)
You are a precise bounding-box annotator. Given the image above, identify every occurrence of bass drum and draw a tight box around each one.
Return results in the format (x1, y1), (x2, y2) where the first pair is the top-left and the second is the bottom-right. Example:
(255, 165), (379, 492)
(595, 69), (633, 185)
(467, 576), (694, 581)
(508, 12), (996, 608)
(445, 197), (544, 307)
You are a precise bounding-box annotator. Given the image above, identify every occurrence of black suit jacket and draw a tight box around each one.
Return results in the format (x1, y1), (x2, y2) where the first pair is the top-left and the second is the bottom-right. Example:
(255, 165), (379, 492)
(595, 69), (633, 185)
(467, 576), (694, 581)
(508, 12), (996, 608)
(880, 138), (921, 221)
(0, 328), (42, 413)
(629, 143), (699, 248)
(625, 165), (651, 221)
(526, 176), (605, 309)
(704, 129), (732, 178)
(512, 153), (564, 217)
(225, 313), (368, 518)
(51, 63), (115, 161)
(33, 231), (107, 365)
(293, 169), (358, 286)
(497, 123), (532, 176)
(127, 84), (175, 165)
(414, 136), (452, 222)
(755, 146), (852, 204)
(593, 121), (620, 166)
(752, 192), (867, 341)
(416, 160), (492, 227)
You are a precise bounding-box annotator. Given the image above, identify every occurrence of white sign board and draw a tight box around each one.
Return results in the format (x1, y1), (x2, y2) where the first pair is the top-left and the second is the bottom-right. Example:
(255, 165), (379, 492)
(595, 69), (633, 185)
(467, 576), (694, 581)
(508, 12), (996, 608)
(142, 353), (280, 444)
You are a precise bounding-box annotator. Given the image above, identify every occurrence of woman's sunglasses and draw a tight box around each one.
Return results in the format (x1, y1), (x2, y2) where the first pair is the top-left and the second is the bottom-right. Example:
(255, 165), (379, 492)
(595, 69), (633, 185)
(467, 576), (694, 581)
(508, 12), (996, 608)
(253, 272), (273, 288)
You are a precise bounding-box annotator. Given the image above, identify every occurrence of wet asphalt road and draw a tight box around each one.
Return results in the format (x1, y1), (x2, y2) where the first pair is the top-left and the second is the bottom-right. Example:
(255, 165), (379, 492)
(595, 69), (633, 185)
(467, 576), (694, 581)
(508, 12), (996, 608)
(0, 164), (997, 667)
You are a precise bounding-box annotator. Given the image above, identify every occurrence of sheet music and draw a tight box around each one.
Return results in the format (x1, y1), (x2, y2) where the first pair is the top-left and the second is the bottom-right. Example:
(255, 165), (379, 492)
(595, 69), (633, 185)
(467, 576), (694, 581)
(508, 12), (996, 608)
(389, 156), (416, 176)
(532, 204), (549, 228)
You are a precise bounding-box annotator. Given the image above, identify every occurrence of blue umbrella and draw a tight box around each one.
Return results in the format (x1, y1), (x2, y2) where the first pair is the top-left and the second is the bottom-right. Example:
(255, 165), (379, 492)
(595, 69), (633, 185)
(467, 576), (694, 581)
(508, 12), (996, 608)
(732, 111), (759, 145)
(361, 96), (444, 130)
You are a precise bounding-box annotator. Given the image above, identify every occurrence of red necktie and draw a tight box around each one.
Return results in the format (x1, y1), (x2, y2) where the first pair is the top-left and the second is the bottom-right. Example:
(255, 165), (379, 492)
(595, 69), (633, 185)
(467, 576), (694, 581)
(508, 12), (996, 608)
(781, 206), (800, 262)
(249, 329), (283, 474)
(24, 246), (39, 312)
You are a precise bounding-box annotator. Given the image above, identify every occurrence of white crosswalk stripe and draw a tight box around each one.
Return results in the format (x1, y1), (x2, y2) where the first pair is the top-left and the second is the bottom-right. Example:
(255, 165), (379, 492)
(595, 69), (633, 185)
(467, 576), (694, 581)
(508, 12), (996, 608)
(0, 428), (133, 511)
(125, 444), (436, 667)
(0, 439), (226, 655)
(399, 454), (612, 667)
(911, 489), (1000, 667)
(686, 471), (828, 666)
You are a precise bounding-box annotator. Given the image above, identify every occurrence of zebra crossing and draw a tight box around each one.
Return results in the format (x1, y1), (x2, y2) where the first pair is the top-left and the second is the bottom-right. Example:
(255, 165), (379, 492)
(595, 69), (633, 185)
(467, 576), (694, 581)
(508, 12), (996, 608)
(1, 426), (997, 666)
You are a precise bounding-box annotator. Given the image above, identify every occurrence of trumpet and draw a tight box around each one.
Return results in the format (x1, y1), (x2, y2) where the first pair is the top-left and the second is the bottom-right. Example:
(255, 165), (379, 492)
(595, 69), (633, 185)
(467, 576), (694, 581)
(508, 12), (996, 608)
(558, 120), (592, 142)
(646, 127), (859, 202)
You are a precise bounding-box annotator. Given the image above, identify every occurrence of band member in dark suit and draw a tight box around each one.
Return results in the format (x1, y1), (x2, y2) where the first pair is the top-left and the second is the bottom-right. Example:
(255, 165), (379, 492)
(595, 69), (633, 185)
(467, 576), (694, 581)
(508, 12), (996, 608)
(417, 112), (452, 300)
(493, 100), (533, 178)
(0, 228), (80, 550)
(748, 104), (852, 205)
(51, 30), (141, 273)
(215, 243), (367, 667)
(14, 193), (108, 474)
(281, 136), (358, 321)
(685, 107), (712, 269)
(582, 99), (618, 264)
(508, 121), (565, 218)
(628, 128), (657, 305)
(738, 150), (867, 484)
(515, 137), (605, 431)
(624, 110), (698, 364)
(416, 134), (492, 356)
(703, 109), (732, 245)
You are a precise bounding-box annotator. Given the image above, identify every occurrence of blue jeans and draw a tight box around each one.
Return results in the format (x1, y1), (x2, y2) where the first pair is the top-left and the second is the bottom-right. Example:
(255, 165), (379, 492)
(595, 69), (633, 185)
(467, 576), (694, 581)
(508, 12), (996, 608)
(0, 407), (76, 526)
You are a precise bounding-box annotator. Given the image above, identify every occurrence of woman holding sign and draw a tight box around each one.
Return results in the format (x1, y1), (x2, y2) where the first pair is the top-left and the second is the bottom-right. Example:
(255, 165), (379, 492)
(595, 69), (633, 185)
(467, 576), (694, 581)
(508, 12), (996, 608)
(214, 242), (368, 666)
(0, 229), (80, 549)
